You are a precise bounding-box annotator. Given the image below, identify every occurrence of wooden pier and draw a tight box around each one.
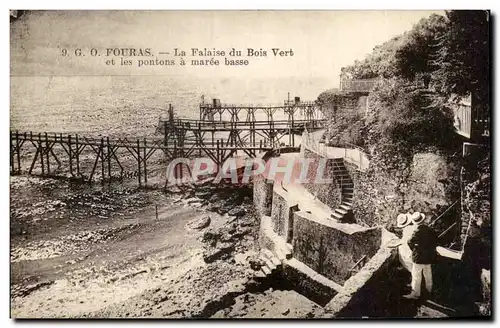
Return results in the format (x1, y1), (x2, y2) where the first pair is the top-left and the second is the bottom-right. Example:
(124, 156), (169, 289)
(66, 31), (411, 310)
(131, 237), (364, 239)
(199, 98), (323, 122)
(10, 99), (327, 187)
(9, 131), (272, 187)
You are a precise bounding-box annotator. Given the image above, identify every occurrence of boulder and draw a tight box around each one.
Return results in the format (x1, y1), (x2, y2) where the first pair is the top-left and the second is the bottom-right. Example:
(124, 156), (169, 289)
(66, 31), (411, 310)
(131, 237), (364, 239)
(203, 243), (235, 263)
(201, 230), (220, 246)
(228, 207), (246, 217)
(195, 190), (212, 199)
(186, 216), (211, 230)
(217, 206), (229, 215)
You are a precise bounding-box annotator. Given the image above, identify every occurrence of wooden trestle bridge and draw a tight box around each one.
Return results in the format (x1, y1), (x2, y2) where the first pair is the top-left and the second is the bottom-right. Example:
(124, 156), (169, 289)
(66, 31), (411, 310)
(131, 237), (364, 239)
(10, 99), (326, 187)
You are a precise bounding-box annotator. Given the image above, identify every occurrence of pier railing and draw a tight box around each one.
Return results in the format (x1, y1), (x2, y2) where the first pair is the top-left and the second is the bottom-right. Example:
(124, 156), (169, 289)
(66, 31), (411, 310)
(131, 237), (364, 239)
(301, 129), (370, 172)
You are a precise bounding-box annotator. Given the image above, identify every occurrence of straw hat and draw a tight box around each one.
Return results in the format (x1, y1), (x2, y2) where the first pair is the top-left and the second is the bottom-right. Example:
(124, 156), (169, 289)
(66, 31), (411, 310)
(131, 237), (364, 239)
(396, 213), (411, 228)
(410, 211), (426, 224)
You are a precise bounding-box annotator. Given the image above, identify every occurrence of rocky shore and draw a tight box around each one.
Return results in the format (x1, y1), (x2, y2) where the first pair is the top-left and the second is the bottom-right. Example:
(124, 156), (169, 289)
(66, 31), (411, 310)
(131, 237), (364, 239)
(10, 175), (317, 318)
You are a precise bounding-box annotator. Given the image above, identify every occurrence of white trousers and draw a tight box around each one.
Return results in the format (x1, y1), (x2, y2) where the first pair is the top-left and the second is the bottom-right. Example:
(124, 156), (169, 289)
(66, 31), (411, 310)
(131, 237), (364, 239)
(411, 263), (433, 296)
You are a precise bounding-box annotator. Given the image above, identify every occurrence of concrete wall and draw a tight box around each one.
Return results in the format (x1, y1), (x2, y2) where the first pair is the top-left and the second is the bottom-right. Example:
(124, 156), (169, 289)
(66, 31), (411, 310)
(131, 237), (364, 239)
(324, 93), (364, 120)
(253, 176), (274, 217)
(270, 187), (299, 242)
(343, 152), (454, 228)
(301, 149), (342, 211)
(282, 260), (339, 307)
(323, 93), (368, 147)
(321, 247), (401, 318)
(292, 211), (382, 285)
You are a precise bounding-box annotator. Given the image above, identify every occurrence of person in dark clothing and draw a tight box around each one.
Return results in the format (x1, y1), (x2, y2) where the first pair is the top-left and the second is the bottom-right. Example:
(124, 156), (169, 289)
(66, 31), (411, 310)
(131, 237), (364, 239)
(403, 212), (438, 299)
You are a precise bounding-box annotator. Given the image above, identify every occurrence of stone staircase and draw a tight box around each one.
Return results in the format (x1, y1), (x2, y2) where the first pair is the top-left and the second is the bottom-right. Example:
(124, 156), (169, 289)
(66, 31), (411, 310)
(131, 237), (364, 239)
(254, 244), (292, 279)
(330, 158), (355, 223)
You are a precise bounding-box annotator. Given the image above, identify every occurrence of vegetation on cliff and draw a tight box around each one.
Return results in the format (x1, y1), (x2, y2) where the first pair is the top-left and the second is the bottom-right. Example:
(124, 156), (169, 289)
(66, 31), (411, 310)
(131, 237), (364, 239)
(318, 11), (490, 231)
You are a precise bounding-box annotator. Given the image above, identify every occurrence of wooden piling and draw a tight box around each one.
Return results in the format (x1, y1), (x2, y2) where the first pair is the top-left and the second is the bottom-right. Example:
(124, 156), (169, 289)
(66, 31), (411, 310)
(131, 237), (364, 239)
(39, 133), (44, 176)
(68, 135), (73, 176)
(143, 138), (147, 186)
(10, 131), (14, 173)
(107, 137), (111, 181)
(137, 139), (141, 187)
(45, 132), (50, 174)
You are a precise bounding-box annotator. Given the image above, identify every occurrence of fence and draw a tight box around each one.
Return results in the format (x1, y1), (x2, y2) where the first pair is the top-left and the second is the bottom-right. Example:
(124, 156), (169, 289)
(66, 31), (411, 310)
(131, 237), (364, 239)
(301, 129), (370, 172)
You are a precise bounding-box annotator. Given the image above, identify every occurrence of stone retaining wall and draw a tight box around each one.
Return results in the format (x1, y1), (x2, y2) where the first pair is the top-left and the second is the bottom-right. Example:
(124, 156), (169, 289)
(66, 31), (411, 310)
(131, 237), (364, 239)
(253, 176), (274, 217)
(269, 187), (299, 242)
(292, 210), (382, 285)
(301, 149), (342, 210)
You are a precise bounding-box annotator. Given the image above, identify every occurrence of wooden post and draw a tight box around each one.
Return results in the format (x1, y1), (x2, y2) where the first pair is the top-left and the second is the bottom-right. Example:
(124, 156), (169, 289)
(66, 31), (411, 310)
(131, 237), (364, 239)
(10, 131), (13, 173)
(107, 137), (111, 181)
(155, 204), (158, 220)
(39, 133), (44, 176)
(75, 134), (80, 176)
(198, 123), (202, 156)
(100, 138), (105, 183)
(45, 132), (50, 174)
(16, 131), (22, 174)
(143, 138), (147, 186)
(29, 132), (38, 175)
(216, 139), (220, 174)
(137, 139), (141, 187)
(68, 135), (73, 176)
(172, 139), (178, 184)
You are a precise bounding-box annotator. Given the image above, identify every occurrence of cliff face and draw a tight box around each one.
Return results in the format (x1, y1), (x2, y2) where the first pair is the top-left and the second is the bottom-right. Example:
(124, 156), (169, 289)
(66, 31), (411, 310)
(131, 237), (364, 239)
(317, 91), (367, 147)
(317, 89), (461, 230)
(345, 152), (458, 229)
(301, 149), (342, 211)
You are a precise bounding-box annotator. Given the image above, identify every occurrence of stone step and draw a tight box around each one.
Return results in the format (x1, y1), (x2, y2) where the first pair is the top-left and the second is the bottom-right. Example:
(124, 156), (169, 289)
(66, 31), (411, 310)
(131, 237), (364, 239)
(261, 256), (277, 272)
(335, 208), (348, 215)
(340, 204), (352, 211)
(342, 201), (353, 206)
(331, 212), (344, 220)
(261, 265), (272, 276)
(275, 247), (287, 261)
(254, 270), (267, 279)
(262, 249), (281, 267)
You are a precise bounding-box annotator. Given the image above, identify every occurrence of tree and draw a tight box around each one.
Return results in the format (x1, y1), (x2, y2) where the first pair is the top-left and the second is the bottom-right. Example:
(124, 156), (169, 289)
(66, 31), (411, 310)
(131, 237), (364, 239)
(433, 11), (490, 109)
(393, 14), (448, 82)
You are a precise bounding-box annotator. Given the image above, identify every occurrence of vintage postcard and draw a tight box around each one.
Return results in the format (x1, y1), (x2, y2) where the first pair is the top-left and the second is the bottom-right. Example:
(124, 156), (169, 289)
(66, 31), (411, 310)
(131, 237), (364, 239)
(9, 10), (491, 319)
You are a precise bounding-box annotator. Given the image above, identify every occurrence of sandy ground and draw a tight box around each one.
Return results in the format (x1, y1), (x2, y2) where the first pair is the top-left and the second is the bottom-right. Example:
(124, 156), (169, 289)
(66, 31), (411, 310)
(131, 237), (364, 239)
(10, 176), (320, 318)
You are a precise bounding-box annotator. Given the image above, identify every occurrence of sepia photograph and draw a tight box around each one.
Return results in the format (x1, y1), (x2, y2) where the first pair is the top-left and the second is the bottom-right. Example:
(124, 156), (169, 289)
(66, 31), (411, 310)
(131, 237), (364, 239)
(9, 9), (491, 319)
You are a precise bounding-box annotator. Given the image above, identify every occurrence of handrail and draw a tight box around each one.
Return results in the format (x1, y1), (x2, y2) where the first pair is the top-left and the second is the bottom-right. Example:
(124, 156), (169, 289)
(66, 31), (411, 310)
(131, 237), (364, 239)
(302, 129), (369, 172)
(429, 200), (460, 227)
(349, 254), (367, 273)
(438, 222), (457, 239)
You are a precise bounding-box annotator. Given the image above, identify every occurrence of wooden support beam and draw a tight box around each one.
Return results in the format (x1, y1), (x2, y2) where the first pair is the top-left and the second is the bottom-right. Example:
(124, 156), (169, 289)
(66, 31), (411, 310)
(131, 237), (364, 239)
(107, 137), (112, 181)
(68, 135), (73, 176)
(76, 134), (80, 176)
(137, 139), (141, 186)
(44, 132), (50, 174)
(143, 138), (147, 186)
